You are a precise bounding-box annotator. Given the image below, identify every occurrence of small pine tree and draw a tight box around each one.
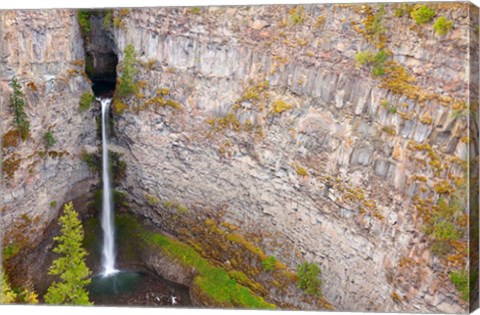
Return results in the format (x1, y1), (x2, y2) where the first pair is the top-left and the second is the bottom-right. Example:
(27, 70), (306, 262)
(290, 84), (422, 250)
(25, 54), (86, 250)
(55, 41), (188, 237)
(9, 78), (30, 141)
(43, 130), (56, 149)
(117, 44), (138, 98)
(44, 202), (92, 305)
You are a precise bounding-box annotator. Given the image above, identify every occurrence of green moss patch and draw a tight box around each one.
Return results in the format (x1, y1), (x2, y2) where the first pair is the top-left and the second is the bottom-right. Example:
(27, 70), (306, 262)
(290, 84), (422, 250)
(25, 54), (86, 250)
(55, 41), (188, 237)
(116, 214), (275, 309)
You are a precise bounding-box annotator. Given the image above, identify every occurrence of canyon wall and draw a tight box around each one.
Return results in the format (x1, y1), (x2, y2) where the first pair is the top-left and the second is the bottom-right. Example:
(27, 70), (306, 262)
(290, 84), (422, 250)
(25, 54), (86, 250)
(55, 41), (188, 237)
(110, 3), (475, 313)
(0, 3), (477, 313)
(0, 10), (97, 263)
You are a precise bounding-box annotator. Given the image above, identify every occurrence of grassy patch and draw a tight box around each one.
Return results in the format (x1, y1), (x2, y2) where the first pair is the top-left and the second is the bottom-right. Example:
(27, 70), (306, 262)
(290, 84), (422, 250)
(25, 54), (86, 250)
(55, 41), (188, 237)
(116, 214), (275, 309)
(112, 99), (128, 115)
(434, 17), (453, 36)
(271, 100), (293, 114)
(297, 262), (322, 296)
(145, 194), (160, 206)
(355, 50), (389, 77)
(2, 242), (21, 260)
(262, 256), (277, 272)
(77, 10), (92, 34)
(81, 150), (100, 173)
(43, 130), (56, 149)
(289, 6), (306, 25)
(450, 270), (468, 301)
(410, 5), (435, 25)
(79, 91), (95, 112)
(294, 164), (309, 177)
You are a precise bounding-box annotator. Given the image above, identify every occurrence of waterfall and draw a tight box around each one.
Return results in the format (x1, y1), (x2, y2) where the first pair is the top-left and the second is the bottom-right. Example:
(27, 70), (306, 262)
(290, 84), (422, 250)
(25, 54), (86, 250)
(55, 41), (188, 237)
(99, 97), (117, 277)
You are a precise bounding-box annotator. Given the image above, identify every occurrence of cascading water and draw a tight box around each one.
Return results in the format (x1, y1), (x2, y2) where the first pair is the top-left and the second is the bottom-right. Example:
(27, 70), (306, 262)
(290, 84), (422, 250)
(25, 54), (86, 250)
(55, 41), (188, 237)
(99, 97), (117, 277)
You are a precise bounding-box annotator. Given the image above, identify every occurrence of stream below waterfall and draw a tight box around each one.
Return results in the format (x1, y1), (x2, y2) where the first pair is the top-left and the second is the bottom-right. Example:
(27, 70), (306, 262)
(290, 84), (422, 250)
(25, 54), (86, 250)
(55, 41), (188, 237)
(88, 271), (191, 306)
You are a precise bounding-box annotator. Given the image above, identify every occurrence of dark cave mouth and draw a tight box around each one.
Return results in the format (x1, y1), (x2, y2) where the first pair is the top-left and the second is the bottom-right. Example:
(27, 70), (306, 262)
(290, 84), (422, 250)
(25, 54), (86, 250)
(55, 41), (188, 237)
(92, 79), (116, 98)
(80, 12), (119, 97)
(85, 51), (118, 97)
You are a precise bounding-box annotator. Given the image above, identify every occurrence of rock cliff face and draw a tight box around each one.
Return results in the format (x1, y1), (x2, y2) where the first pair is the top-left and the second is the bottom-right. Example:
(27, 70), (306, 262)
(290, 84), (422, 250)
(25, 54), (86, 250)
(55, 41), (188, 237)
(0, 9), (97, 263)
(110, 3), (476, 313)
(0, 3), (477, 313)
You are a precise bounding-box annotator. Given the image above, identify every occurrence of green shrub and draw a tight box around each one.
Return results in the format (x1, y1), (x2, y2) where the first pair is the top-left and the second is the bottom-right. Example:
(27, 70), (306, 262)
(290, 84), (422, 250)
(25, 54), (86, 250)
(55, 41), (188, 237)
(290, 6), (305, 25)
(394, 4), (413, 18)
(450, 270), (469, 301)
(262, 256), (277, 272)
(43, 130), (56, 149)
(145, 194), (159, 206)
(365, 4), (386, 44)
(426, 198), (463, 242)
(81, 151), (99, 173)
(103, 10), (113, 29)
(272, 100), (293, 114)
(117, 44), (138, 98)
(371, 50), (389, 76)
(355, 50), (389, 77)
(9, 77), (30, 141)
(77, 10), (92, 34)
(434, 17), (453, 36)
(355, 51), (375, 66)
(297, 262), (322, 296)
(50, 201), (58, 208)
(388, 106), (397, 114)
(2, 243), (20, 260)
(410, 5), (435, 25)
(79, 91), (95, 112)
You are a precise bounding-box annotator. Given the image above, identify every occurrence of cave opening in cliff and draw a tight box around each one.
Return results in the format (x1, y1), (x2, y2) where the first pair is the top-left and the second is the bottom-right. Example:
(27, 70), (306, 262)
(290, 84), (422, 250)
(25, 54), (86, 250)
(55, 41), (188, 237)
(86, 52), (118, 98)
(79, 10), (119, 97)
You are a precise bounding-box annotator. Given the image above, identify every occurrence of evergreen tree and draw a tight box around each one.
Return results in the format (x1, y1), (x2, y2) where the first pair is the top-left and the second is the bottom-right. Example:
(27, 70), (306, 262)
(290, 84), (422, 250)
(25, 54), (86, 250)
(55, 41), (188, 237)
(117, 44), (137, 98)
(44, 202), (92, 305)
(9, 77), (30, 141)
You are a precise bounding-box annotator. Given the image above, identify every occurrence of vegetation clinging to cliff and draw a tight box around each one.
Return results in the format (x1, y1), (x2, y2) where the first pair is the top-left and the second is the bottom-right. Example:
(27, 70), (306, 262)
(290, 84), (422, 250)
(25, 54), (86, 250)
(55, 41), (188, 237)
(43, 130), (56, 149)
(449, 269), (469, 301)
(9, 78), (30, 141)
(117, 44), (138, 98)
(297, 262), (322, 296)
(434, 17), (453, 36)
(77, 10), (92, 34)
(410, 5), (435, 25)
(79, 91), (95, 112)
